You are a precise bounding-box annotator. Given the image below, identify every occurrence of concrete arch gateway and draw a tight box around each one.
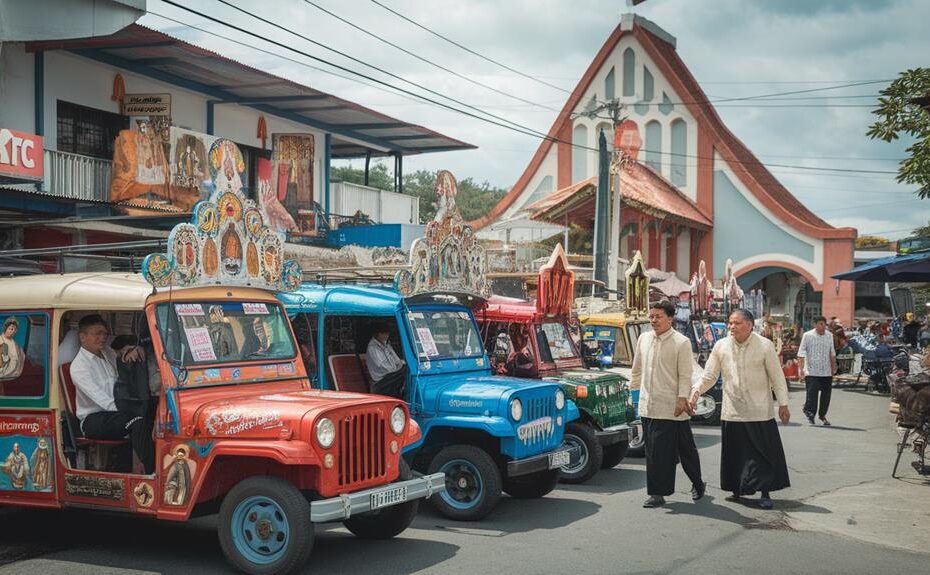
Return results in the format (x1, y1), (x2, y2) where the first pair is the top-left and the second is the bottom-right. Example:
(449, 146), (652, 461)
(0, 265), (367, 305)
(474, 13), (855, 325)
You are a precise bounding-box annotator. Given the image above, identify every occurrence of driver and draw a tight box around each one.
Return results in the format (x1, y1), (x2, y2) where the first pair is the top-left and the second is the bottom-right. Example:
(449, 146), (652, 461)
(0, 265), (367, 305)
(367, 322), (406, 399)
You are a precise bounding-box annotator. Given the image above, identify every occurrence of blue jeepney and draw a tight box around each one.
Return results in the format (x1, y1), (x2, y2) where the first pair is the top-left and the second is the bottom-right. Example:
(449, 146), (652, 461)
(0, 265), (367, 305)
(280, 171), (577, 521)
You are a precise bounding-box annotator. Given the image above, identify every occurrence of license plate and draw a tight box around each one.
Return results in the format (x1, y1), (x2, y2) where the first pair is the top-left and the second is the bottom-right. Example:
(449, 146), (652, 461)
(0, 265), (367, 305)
(549, 450), (571, 469)
(370, 485), (407, 510)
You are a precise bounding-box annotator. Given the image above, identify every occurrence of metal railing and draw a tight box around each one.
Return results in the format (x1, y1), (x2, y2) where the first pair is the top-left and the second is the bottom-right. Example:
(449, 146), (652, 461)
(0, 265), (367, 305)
(42, 149), (112, 202)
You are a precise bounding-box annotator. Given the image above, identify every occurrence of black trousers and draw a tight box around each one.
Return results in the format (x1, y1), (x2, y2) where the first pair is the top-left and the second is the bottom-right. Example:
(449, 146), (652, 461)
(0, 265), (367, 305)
(721, 420), (790, 495)
(804, 376), (833, 419)
(642, 417), (703, 496)
(372, 366), (407, 400)
(82, 410), (155, 474)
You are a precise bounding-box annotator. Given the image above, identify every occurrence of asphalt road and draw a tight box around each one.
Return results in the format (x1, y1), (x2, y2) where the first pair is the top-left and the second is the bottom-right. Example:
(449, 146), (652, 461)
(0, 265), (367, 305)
(1, 385), (928, 575)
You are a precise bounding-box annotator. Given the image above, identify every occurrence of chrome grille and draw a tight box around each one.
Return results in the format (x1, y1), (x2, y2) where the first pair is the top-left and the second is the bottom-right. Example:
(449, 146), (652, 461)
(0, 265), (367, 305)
(338, 410), (387, 487)
(518, 395), (556, 446)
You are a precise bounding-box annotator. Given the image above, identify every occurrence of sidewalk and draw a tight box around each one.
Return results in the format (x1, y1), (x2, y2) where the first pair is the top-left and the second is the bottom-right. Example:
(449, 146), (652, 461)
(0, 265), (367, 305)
(787, 470), (930, 555)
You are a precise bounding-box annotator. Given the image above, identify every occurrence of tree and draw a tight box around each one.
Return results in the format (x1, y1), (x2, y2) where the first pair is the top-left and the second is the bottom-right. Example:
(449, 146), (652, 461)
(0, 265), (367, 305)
(331, 162), (393, 191)
(855, 235), (891, 249)
(913, 220), (930, 238)
(867, 68), (930, 198)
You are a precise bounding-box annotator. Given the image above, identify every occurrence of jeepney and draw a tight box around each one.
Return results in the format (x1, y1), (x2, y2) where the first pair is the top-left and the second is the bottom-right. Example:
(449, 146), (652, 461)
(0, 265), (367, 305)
(0, 146), (442, 575)
(281, 171), (577, 521)
(478, 246), (636, 484)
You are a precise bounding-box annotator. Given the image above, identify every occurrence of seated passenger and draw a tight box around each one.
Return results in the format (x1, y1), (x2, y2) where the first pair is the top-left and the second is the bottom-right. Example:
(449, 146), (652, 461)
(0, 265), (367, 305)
(366, 323), (407, 400)
(506, 332), (535, 377)
(70, 315), (154, 474)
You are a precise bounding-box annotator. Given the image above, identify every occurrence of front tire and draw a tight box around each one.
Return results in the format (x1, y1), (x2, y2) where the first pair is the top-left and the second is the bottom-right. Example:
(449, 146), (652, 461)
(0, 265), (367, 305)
(218, 476), (313, 575)
(503, 468), (560, 499)
(343, 459), (419, 539)
(601, 440), (629, 469)
(559, 421), (602, 484)
(427, 445), (502, 521)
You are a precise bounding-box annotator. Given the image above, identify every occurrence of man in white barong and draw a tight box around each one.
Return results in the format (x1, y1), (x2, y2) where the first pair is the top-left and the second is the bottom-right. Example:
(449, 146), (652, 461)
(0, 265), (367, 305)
(691, 308), (790, 510)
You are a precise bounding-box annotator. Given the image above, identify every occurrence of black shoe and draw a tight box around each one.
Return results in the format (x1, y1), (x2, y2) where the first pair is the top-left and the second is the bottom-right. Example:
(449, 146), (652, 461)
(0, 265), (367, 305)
(643, 495), (665, 508)
(820, 417), (831, 426)
(725, 492), (741, 502)
(759, 497), (774, 510)
(804, 411), (815, 424)
(691, 481), (706, 501)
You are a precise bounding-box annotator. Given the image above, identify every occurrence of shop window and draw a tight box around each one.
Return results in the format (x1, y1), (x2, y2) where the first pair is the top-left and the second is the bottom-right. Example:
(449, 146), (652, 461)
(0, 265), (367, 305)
(0, 314), (48, 398)
(56, 100), (129, 159)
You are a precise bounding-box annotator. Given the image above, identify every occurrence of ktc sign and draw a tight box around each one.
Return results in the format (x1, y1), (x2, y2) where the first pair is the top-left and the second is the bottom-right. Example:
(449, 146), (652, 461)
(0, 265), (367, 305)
(0, 128), (43, 181)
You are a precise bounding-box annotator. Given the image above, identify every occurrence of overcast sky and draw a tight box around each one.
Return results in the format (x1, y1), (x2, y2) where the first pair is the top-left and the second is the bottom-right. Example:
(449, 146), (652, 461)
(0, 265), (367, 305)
(142, 0), (930, 240)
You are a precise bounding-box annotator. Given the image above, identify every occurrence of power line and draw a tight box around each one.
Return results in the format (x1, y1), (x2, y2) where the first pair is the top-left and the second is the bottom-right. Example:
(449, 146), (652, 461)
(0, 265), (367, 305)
(369, 0), (572, 95)
(152, 2), (898, 176)
(303, 0), (559, 112)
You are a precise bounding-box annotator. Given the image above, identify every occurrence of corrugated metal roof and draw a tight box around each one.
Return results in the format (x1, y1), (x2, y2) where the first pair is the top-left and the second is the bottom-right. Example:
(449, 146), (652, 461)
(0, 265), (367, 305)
(26, 24), (475, 159)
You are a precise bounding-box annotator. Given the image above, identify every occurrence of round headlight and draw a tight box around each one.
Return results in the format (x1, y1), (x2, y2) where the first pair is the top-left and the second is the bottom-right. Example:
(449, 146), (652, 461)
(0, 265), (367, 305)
(510, 398), (523, 421)
(390, 406), (406, 435)
(555, 389), (566, 410)
(315, 417), (335, 449)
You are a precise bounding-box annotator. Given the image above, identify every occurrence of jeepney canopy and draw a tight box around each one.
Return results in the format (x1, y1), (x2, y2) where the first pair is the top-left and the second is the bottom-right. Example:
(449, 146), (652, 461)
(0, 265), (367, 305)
(577, 313), (646, 328)
(280, 284), (405, 316)
(0, 272), (151, 311)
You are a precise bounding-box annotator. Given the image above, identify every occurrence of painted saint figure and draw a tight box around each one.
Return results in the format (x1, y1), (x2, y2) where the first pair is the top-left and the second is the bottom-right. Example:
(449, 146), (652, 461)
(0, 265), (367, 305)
(164, 445), (193, 506)
(0, 317), (25, 381)
(2, 442), (30, 489)
(30, 437), (52, 490)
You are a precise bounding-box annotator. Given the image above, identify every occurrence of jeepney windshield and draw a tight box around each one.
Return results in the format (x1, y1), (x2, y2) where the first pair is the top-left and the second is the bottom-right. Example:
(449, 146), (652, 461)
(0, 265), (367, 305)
(407, 309), (483, 360)
(537, 321), (578, 361)
(156, 301), (296, 366)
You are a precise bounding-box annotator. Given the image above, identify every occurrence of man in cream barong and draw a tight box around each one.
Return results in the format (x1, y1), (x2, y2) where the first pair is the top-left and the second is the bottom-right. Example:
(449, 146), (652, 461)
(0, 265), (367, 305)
(631, 301), (705, 508)
(692, 308), (791, 510)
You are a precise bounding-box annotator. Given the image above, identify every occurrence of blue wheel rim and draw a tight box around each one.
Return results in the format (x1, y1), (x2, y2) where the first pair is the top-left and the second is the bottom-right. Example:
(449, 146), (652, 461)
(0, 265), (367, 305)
(230, 495), (290, 565)
(439, 458), (484, 510)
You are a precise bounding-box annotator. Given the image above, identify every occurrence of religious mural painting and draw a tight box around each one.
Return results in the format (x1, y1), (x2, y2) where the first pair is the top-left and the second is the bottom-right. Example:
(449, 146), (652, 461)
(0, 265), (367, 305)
(270, 134), (315, 235)
(624, 250), (649, 318)
(0, 415), (55, 493)
(689, 260), (713, 315)
(394, 170), (491, 299)
(142, 139), (302, 292)
(162, 444), (196, 506)
(0, 315), (25, 382)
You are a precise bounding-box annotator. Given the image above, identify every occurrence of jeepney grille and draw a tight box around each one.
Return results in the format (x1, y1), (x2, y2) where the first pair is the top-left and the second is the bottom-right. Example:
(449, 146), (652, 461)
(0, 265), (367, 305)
(338, 411), (387, 487)
(519, 396), (556, 446)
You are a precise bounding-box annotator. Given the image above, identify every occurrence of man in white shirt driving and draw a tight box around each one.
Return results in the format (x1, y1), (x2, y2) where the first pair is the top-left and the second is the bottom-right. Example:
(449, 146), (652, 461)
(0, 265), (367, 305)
(366, 322), (406, 399)
(70, 314), (154, 474)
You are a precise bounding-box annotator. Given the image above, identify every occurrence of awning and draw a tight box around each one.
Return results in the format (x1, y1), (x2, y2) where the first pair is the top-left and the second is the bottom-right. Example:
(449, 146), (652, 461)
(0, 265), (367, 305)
(832, 251), (930, 282)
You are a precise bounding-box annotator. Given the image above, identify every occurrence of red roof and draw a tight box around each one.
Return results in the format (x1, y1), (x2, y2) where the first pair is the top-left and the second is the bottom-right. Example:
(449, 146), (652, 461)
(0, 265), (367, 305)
(471, 17), (854, 241)
(527, 162), (712, 229)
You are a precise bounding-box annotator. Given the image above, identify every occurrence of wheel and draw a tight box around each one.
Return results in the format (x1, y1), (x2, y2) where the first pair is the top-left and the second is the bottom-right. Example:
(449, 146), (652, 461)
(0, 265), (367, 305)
(503, 468), (560, 499)
(693, 396), (722, 425)
(343, 459), (419, 539)
(218, 476), (313, 575)
(558, 421), (603, 484)
(601, 440), (629, 469)
(627, 421), (645, 458)
(427, 445), (502, 521)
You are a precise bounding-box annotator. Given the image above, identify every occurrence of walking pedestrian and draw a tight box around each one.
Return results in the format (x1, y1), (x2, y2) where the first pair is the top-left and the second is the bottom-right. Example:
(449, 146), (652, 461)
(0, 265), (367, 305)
(798, 316), (837, 426)
(630, 300), (704, 508)
(692, 309), (790, 510)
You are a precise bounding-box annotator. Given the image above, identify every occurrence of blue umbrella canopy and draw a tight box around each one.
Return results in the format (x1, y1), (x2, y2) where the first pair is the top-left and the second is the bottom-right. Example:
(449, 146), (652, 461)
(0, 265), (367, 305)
(832, 251), (930, 282)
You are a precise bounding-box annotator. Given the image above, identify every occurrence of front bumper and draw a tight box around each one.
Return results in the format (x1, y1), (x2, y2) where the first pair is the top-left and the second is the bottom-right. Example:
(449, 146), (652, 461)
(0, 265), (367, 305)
(309, 472), (446, 522)
(505, 446), (575, 478)
(596, 423), (631, 447)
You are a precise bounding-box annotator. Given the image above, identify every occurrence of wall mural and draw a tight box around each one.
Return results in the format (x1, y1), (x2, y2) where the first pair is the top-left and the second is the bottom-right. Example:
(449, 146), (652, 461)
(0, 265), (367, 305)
(270, 134), (314, 235)
(142, 139), (302, 292)
(394, 170), (490, 300)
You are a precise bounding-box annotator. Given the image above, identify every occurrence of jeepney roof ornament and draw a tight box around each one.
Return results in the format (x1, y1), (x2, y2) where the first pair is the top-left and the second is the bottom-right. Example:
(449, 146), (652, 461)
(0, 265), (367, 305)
(689, 259), (712, 314)
(142, 138), (302, 292)
(537, 244), (574, 318)
(624, 250), (649, 318)
(722, 258), (744, 308)
(394, 170), (491, 301)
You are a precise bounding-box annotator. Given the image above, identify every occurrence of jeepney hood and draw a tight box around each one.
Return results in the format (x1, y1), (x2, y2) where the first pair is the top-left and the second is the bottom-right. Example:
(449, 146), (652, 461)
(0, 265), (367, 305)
(544, 369), (633, 429)
(189, 388), (391, 439)
(423, 373), (562, 417)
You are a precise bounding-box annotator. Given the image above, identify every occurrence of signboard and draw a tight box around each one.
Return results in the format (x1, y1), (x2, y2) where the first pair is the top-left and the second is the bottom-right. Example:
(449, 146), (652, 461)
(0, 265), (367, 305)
(0, 128), (43, 181)
(121, 94), (171, 117)
(613, 119), (642, 158)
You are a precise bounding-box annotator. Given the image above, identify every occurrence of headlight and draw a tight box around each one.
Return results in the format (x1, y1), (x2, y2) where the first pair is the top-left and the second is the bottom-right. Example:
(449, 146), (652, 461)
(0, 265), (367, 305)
(315, 417), (335, 449)
(390, 406), (406, 434)
(555, 389), (565, 410)
(510, 398), (523, 421)
(608, 384), (618, 395)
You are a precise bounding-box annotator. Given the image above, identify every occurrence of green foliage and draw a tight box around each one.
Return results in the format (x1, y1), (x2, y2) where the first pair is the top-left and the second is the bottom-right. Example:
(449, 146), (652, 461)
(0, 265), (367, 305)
(867, 68), (930, 199)
(538, 224), (592, 254)
(331, 165), (506, 224)
(855, 235), (891, 249)
(913, 220), (930, 238)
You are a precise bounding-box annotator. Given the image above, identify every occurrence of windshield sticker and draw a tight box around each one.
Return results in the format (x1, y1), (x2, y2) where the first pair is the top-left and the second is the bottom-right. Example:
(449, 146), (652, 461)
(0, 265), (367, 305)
(475, 357), (484, 367)
(457, 312), (470, 320)
(242, 302), (269, 315)
(175, 303), (204, 316)
(277, 363), (296, 376)
(409, 312), (424, 319)
(184, 326), (217, 362)
(205, 369), (221, 380)
(416, 327), (439, 356)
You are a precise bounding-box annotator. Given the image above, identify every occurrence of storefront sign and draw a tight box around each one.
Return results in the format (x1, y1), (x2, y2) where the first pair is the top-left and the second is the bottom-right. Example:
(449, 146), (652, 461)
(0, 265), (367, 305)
(0, 128), (43, 181)
(122, 93), (172, 116)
